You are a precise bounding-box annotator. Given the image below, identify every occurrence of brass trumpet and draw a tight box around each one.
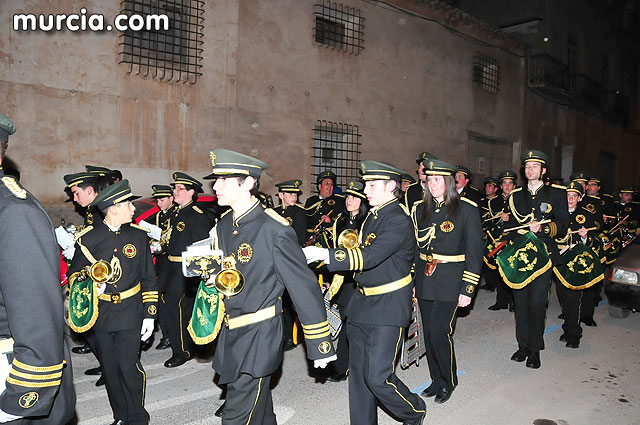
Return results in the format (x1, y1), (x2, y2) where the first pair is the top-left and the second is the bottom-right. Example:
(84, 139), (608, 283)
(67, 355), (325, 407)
(337, 228), (360, 249)
(89, 260), (113, 283)
(214, 256), (245, 297)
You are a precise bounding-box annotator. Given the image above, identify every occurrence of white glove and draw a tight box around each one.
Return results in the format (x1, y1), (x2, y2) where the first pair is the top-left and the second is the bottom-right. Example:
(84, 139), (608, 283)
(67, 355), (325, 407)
(302, 246), (329, 264)
(141, 318), (155, 341)
(0, 410), (22, 423)
(314, 354), (337, 369)
(0, 355), (22, 422)
(95, 282), (106, 297)
(62, 246), (75, 260)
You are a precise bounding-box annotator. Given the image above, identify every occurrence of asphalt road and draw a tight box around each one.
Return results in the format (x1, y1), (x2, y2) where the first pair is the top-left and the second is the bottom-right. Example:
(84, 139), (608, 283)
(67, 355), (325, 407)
(69, 282), (640, 425)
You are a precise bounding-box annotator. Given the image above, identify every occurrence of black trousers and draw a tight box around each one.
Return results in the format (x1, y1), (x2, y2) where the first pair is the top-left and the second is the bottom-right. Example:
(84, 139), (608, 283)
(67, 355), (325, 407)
(512, 269), (552, 353)
(158, 292), (169, 339)
(555, 281), (583, 342)
(223, 373), (276, 425)
(164, 264), (196, 358)
(95, 328), (148, 425)
(346, 321), (425, 425)
(331, 315), (349, 376)
(281, 290), (296, 343)
(418, 299), (458, 392)
(488, 267), (513, 307)
(580, 281), (602, 321)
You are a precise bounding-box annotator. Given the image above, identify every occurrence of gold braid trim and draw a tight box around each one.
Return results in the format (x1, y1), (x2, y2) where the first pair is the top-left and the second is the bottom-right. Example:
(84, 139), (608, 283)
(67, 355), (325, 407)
(187, 293), (225, 345)
(552, 267), (605, 290)
(12, 359), (64, 373)
(499, 258), (552, 289)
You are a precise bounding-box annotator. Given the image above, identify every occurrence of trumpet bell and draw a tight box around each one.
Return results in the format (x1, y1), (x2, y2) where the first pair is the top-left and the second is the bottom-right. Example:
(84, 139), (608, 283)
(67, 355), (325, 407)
(90, 260), (113, 283)
(338, 229), (360, 249)
(214, 269), (245, 297)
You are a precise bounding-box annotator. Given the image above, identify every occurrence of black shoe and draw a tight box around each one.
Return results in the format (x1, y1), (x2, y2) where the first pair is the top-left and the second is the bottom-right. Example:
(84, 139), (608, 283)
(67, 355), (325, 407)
(95, 375), (105, 386)
(508, 304), (515, 312)
(164, 354), (192, 368)
(155, 337), (171, 350)
(488, 303), (508, 311)
(434, 387), (453, 404)
(140, 337), (153, 352)
(526, 352), (541, 369)
(559, 333), (568, 342)
(71, 344), (92, 355)
(581, 318), (597, 327)
(566, 339), (580, 348)
(84, 366), (102, 376)
(214, 402), (225, 418)
(420, 384), (439, 398)
(111, 421), (126, 425)
(282, 337), (296, 352)
(557, 313), (564, 319)
(327, 372), (348, 382)
(511, 348), (529, 362)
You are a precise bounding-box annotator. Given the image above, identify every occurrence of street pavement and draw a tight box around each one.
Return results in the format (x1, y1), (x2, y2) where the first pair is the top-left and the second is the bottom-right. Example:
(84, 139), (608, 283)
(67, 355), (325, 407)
(69, 283), (640, 425)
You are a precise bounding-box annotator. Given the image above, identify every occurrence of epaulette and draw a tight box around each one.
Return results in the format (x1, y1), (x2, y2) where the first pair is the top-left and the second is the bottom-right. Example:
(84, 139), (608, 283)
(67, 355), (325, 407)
(587, 194), (600, 200)
(1, 176), (27, 199)
(192, 206), (204, 214)
(461, 197), (478, 208)
(469, 185), (480, 192)
(602, 193), (614, 198)
(264, 208), (290, 226)
(398, 203), (410, 216)
(74, 225), (93, 240)
(305, 200), (322, 210)
(294, 202), (305, 208)
(551, 184), (567, 190)
(333, 193), (345, 198)
(511, 187), (523, 193)
(581, 207), (596, 215)
(220, 209), (232, 218)
(130, 223), (150, 233)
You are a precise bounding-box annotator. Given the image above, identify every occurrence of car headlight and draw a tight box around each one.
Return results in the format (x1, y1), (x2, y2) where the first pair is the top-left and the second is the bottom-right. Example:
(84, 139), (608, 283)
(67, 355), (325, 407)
(610, 268), (639, 285)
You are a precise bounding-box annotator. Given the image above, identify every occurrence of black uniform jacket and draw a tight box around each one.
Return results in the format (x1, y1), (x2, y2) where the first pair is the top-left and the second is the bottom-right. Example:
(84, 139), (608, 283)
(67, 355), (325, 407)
(613, 201), (640, 230)
(460, 185), (482, 206)
(304, 193), (346, 233)
(212, 202), (334, 385)
(403, 181), (424, 210)
(70, 223), (157, 332)
(276, 203), (307, 246)
(0, 171), (75, 419)
(330, 212), (361, 309)
(166, 201), (212, 258)
(505, 184), (569, 264)
(578, 195), (604, 231)
(326, 198), (415, 328)
(483, 194), (508, 234)
(412, 198), (484, 301)
(150, 203), (177, 292)
(555, 207), (597, 251)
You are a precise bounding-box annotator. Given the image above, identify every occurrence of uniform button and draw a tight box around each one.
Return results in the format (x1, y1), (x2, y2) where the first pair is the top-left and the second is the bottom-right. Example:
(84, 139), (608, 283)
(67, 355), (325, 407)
(435, 209), (440, 213)
(114, 248), (118, 252)
(232, 230), (238, 235)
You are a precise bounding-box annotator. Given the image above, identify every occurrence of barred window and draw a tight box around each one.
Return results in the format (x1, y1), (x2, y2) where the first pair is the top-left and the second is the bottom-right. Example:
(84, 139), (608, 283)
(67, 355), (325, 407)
(314, 1), (364, 55)
(120, 0), (204, 83)
(312, 121), (362, 191)
(473, 54), (500, 94)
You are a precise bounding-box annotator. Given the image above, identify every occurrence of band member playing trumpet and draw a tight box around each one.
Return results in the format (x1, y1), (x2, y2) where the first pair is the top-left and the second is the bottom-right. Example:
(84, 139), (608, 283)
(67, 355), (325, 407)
(304, 170), (345, 246)
(326, 178), (369, 382)
(503, 150), (569, 369)
(411, 159), (483, 404)
(68, 180), (157, 425)
(303, 161), (426, 425)
(205, 149), (335, 425)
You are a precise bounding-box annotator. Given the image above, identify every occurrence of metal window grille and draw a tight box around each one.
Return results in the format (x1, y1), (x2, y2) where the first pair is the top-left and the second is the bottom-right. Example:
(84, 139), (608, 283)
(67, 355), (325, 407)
(312, 121), (362, 192)
(314, 1), (364, 55)
(473, 54), (500, 94)
(119, 0), (204, 83)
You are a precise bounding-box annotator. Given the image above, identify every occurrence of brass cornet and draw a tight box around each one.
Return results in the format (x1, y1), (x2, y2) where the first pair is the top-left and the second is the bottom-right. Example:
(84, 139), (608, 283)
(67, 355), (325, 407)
(337, 228), (360, 249)
(89, 260), (113, 284)
(214, 256), (245, 297)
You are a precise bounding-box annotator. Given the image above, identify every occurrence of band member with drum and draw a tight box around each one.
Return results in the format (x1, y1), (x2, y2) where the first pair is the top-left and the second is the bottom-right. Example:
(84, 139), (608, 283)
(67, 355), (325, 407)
(68, 180), (157, 425)
(553, 182), (602, 348)
(485, 171), (518, 311)
(502, 150), (569, 369)
(325, 178), (369, 382)
(411, 159), (483, 404)
(205, 149), (335, 425)
(303, 161), (426, 425)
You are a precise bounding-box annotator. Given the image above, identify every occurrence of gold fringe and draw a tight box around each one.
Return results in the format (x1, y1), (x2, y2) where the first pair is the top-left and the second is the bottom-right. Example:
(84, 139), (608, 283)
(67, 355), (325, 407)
(499, 259), (552, 289)
(553, 267), (604, 290)
(187, 294), (225, 345)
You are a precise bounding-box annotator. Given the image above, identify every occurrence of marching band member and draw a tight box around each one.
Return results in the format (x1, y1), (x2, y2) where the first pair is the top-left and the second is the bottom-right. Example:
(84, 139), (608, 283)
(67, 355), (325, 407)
(411, 159), (483, 404)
